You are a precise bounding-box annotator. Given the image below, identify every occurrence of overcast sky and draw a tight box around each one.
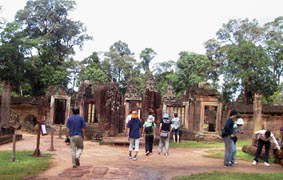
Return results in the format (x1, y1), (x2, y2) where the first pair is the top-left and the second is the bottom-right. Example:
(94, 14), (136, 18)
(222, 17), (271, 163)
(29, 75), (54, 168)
(1, 0), (283, 62)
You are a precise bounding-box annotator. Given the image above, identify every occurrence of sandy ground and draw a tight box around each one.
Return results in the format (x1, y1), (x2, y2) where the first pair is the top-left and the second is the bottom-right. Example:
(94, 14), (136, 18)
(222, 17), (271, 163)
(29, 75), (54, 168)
(0, 133), (282, 180)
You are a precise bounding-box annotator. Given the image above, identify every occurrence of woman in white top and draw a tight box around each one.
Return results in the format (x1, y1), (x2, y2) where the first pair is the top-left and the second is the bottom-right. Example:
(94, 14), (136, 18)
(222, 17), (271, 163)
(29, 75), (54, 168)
(171, 113), (181, 143)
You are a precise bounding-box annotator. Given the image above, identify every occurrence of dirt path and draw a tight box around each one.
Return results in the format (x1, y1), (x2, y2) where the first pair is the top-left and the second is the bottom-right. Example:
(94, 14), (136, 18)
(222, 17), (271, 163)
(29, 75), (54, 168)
(0, 134), (282, 180)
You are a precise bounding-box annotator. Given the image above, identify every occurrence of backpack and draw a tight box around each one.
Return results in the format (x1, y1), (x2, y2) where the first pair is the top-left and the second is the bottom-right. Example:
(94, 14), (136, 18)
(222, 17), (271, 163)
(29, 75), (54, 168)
(221, 128), (228, 138)
(144, 123), (154, 134)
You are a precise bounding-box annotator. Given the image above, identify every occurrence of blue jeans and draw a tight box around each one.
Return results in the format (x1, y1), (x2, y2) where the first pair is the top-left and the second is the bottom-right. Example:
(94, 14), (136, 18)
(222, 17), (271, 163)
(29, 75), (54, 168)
(231, 141), (237, 164)
(223, 136), (233, 165)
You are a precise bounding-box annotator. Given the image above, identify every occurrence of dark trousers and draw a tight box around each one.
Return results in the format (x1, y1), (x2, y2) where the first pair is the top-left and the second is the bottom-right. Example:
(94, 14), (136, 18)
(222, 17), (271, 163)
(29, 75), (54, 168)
(145, 135), (154, 153)
(254, 139), (271, 163)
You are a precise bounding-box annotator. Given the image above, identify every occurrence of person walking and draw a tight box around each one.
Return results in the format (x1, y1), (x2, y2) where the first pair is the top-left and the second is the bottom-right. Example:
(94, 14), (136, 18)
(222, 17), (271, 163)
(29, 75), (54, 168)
(66, 108), (86, 168)
(252, 129), (281, 166)
(127, 111), (142, 160)
(222, 110), (238, 167)
(171, 113), (181, 143)
(158, 113), (172, 156)
(142, 114), (156, 155)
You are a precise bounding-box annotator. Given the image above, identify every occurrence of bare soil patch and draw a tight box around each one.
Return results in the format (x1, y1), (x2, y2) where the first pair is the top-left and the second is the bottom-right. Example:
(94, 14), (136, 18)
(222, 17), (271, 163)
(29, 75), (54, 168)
(0, 134), (282, 180)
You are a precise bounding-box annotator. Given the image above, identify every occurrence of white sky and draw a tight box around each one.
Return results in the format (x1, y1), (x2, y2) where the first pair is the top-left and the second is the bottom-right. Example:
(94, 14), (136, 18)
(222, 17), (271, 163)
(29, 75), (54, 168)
(1, 0), (283, 62)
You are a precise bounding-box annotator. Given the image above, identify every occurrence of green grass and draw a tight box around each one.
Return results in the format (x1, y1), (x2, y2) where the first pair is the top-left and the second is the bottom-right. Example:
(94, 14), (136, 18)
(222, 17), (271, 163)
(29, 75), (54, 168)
(0, 151), (52, 180)
(204, 149), (254, 161)
(204, 149), (275, 163)
(171, 140), (251, 149)
(173, 171), (283, 180)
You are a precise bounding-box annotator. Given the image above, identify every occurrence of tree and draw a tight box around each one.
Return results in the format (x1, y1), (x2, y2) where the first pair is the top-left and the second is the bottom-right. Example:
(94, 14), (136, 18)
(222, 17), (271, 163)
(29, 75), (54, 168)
(14, 0), (91, 95)
(174, 52), (214, 95)
(205, 18), (277, 103)
(0, 22), (33, 94)
(140, 48), (156, 72)
(104, 40), (136, 91)
(79, 52), (110, 85)
(264, 17), (283, 86)
(153, 60), (176, 96)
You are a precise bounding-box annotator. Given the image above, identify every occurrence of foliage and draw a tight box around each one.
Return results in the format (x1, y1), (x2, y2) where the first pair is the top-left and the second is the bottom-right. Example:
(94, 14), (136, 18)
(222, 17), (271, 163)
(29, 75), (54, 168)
(140, 48), (156, 72)
(5, 0), (90, 95)
(79, 63), (110, 85)
(265, 17), (283, 86)
(174, 52), (215, 95)
(266, 84), (283, 105)
(0, 22), (34, 94)
(0, 151), (51, 180)
(205, 18), (278, 103)
(104, 40), (136, 91)
(153, 60), (176, 96)
(173, 172), (283, 180)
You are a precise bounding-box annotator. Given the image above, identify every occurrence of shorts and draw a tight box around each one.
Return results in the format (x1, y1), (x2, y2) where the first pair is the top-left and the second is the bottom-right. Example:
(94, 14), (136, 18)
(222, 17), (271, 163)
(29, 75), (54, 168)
(172, 128), (180, 136)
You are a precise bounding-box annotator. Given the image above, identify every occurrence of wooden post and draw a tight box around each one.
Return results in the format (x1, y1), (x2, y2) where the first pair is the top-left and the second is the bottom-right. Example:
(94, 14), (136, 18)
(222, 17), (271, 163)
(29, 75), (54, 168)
(11, 131), (16, 162)
(33, 124), (41, 157)
(253, 93), (263, 132)
(48, 128), (55, 151)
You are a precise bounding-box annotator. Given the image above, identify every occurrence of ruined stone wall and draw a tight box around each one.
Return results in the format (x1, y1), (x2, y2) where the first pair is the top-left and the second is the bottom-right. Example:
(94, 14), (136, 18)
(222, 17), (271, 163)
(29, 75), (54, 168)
(222, 106), (283, 139)
(142, 89), (162, 123)
(90, 84), (125, 137)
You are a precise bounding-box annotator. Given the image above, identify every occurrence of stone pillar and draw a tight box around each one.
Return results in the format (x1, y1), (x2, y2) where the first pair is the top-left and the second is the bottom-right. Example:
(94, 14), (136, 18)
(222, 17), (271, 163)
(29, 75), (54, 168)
(0, 82), (11, 131)
(183, 102), (190, 129)
(253, 93), (263, 132)
(49, 96), (55, 125)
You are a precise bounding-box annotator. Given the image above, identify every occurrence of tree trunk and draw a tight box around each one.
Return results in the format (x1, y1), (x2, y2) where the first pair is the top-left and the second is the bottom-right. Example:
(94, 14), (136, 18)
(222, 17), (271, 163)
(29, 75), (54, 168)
(253, 93), (263, 132)
(0, 81), (11, 133)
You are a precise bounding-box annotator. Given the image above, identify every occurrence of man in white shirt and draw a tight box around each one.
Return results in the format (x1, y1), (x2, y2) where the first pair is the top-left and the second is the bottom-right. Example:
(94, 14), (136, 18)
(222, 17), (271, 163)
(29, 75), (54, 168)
(252, 129), (281, 166)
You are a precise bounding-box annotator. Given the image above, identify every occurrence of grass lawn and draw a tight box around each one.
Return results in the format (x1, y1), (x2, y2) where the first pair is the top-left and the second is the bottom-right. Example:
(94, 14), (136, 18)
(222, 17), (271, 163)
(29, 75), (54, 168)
(204, 149), (255, 161)
(171, 140), (251, 149)
(0, 151), (52, 180)
(173, 171), (283, 180)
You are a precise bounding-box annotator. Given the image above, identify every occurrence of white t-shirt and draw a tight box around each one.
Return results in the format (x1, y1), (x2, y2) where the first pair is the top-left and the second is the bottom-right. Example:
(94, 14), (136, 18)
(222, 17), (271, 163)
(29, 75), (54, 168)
(171, 117), (180, 129)
(255, 130), (280, 150)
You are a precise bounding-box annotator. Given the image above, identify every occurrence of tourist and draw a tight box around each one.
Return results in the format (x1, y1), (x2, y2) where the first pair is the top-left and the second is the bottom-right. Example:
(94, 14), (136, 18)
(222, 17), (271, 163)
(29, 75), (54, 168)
(171, 112), (181, 143)
(252, 129), (281, 166)
(127, 111), (142, 160)
(158, 113), (172, 156)
(66, 108), (86, 168)
(142, 114), (156, 155)
(231, 116), (244, 165)
(222, 110), (238, 167)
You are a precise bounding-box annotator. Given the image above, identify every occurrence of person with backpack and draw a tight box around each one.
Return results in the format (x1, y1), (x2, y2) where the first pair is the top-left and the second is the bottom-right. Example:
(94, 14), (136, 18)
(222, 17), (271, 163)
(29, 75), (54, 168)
(127, 111), (142, 161)
(171, 113), (181, 143)
(142, 114), (156, 156)
(158, 113), (172, 156)
(222, 110), (238, 167)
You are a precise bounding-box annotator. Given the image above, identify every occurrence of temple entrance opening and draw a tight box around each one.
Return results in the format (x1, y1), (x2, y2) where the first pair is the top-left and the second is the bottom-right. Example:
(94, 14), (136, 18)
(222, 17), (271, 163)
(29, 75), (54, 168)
(204, 105), (217, 132)
(54, 99), (66, 125)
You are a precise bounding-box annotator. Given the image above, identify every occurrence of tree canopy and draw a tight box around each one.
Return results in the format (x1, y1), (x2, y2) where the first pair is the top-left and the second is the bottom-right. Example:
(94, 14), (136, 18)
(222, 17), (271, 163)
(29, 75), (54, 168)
(1, 1), (283, 105)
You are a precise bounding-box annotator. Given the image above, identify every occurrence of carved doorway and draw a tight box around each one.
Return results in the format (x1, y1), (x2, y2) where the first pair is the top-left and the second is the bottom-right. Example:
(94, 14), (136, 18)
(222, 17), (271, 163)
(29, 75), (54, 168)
(50, 95), (71, 125)
(200, 102), (222, 133)
(204, 105), (217, 132)
(54, 99), (66, 124)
